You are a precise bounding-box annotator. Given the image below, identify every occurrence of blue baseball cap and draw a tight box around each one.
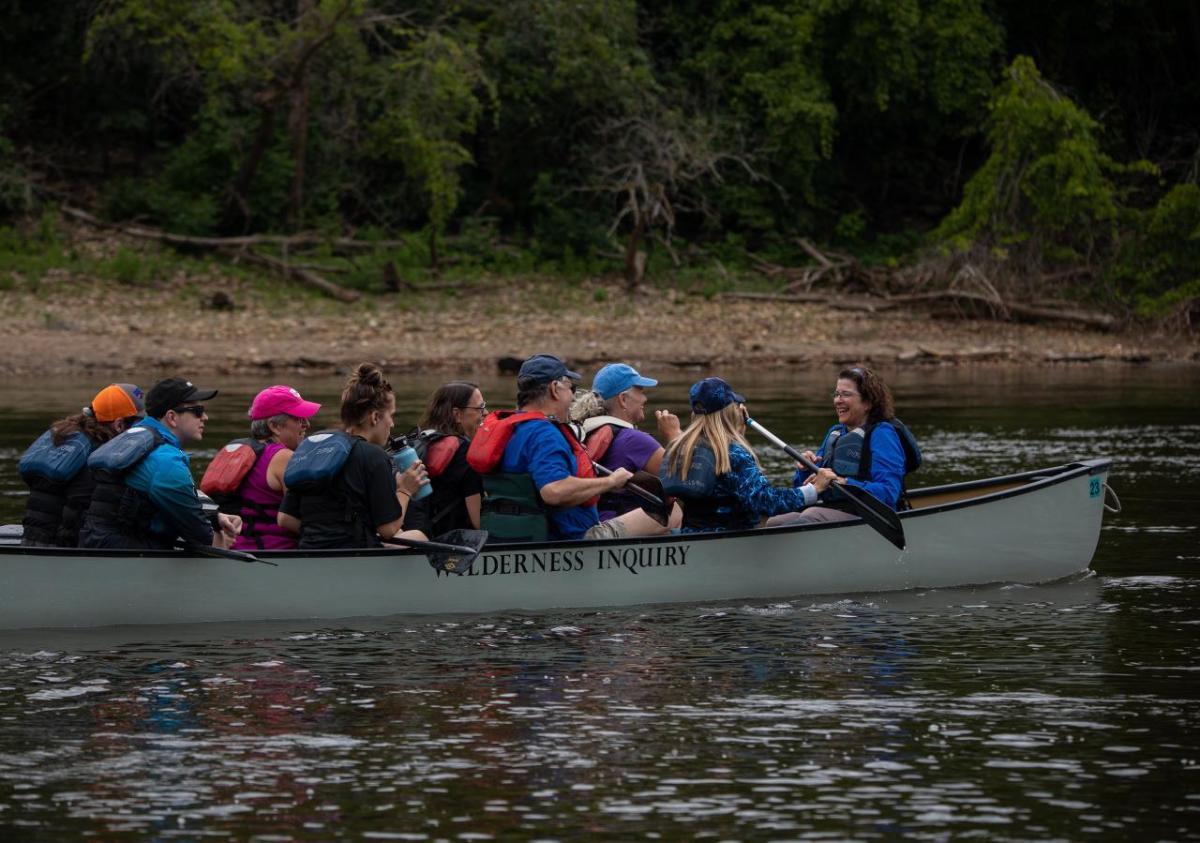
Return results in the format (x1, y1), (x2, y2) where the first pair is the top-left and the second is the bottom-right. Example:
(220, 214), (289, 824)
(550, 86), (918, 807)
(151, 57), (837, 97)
(517, 353), (581, 384)
(592, 363), (658, 399)
(689, 377), (746, 415)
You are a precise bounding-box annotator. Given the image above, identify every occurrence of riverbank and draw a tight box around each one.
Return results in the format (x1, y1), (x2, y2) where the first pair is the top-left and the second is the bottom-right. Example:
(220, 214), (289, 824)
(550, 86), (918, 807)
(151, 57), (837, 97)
(2, 259), (1195, 379)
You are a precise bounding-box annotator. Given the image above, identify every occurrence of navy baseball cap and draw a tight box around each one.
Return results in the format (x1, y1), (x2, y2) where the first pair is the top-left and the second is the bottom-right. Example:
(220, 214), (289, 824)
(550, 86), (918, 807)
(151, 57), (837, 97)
(592, 363), (657, 399)
(517, 353), (581, 384)
(689, 377), (746, 414)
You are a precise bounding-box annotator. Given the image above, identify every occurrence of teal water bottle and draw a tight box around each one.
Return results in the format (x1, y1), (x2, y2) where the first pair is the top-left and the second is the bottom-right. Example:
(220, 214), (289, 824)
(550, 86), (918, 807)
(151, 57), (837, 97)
(392, 444), (433, 501)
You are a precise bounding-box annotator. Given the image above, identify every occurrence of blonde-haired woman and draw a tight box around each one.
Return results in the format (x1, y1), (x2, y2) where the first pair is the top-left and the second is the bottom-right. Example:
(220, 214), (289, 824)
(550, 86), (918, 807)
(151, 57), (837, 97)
(660, 377), (836, 533)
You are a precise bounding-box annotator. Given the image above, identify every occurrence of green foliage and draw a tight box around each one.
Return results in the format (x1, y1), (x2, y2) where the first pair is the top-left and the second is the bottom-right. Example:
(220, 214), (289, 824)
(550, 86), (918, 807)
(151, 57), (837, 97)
(1111, 184), (1200, 317)
(934, 56), (1149, 264)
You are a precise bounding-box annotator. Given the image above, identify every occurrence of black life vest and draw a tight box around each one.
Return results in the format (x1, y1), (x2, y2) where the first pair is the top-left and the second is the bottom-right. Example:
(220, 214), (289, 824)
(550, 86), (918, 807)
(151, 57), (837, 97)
(661, 442), (751, 532)
(80, 426), (168, 547)
(18, 429), (94, 547)
(282, 430), (375, 548)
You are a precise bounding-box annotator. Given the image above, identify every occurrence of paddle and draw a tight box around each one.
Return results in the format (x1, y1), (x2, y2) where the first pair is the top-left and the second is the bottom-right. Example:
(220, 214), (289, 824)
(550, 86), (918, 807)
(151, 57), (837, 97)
(179, 542), (279, 566)
(590, 462), (665, 508)
(743, 416), (906, 551)
(390, 529), (488, 575)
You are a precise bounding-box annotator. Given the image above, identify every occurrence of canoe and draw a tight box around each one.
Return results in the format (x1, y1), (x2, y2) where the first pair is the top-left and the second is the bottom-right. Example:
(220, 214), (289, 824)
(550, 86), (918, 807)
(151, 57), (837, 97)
(0, 459), (1112, 630)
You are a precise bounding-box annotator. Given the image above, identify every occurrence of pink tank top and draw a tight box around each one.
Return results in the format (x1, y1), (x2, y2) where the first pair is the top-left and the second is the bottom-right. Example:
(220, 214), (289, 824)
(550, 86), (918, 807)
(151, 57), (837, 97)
(232, 442), (295, 551)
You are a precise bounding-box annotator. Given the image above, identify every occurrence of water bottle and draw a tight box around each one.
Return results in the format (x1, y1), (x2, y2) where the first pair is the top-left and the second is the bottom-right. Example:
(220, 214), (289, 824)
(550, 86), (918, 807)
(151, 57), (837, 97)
(392, 443), (432, 501)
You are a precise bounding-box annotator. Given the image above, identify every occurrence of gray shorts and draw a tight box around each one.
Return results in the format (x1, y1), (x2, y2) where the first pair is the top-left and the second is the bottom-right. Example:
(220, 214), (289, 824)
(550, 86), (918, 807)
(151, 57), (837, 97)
(584, 518), (631, 541)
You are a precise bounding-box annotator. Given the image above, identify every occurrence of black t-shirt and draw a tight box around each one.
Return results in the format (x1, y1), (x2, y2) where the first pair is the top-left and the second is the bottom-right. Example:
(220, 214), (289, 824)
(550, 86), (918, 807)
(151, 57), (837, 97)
(279, 438), (403, 549)
(402, 438), (482, 537)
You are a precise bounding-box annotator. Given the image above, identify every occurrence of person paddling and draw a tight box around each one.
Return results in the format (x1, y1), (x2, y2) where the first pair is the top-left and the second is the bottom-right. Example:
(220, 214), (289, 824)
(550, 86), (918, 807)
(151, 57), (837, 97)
(767, 365), (921, 526)
(79, 377), (242, 550)
(467, 353), (668, 541)
(200, 385), (321, 550)
(661, 377), (836, 533)
(18, 383), (146, 547)
(277, 363), (429, 549)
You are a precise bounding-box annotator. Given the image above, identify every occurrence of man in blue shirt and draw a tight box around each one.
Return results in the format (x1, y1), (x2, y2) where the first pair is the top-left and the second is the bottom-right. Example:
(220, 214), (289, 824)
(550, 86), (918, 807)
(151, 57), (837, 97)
(80, 377), (242, 549)
(500, 354), (668, 541)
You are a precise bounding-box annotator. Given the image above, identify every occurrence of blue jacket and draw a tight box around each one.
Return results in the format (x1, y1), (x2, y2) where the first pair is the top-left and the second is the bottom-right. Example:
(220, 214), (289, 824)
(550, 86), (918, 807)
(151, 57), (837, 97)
(794, 422), (905, 510)
(125, 416), (214, 545)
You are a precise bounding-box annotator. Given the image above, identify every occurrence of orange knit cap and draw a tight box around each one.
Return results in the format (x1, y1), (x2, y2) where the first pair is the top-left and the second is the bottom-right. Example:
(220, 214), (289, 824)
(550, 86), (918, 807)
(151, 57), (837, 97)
(90, 383), (146, 423)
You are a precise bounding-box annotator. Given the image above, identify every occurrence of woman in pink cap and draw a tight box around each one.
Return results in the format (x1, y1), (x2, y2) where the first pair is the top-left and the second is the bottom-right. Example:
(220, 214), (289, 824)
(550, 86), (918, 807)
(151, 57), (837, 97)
(201, 385), (321, 550)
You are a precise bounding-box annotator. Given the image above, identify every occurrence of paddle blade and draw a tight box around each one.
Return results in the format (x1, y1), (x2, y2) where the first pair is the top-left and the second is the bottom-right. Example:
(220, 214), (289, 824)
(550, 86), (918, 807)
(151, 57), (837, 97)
(837, 484), (907, 550)
(428, 529), (487, 575)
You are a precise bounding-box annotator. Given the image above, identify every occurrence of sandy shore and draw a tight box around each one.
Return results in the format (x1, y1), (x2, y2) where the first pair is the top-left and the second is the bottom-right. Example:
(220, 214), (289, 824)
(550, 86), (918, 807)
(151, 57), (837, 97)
(1, 269), (1195, 379)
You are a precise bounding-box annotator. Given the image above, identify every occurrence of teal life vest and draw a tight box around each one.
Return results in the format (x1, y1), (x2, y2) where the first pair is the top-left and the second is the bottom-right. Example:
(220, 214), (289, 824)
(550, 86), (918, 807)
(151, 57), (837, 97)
(480, 473), (549, 543)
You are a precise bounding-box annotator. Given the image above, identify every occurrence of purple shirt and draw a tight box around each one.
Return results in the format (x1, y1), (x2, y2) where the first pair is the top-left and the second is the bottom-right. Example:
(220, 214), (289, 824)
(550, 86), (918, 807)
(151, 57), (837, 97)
(597, 427), (662, 521)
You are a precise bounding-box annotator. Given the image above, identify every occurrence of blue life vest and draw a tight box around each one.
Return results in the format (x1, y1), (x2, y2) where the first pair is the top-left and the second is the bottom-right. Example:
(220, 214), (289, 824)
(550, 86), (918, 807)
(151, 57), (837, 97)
(80, 425), (168, 548)
(660, 443), (745, 531)
(283, 430), (356, 492)
(88, 425), (164, 475)
(824, 418), (922, 507)
(19, 430), (92, 485)
(19, 429), (95, 547)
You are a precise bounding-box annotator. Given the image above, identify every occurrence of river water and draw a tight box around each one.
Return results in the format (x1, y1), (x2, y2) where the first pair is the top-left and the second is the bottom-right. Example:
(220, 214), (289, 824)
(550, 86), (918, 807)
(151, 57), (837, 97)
(0, 365), (1197, 840)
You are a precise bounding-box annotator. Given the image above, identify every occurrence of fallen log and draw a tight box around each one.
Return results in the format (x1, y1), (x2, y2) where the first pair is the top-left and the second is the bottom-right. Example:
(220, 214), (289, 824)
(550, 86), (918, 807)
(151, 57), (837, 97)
(63, 206), (362, 302)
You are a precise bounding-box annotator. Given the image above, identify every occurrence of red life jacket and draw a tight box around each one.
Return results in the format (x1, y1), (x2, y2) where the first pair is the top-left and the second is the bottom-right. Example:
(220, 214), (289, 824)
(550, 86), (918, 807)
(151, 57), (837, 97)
(583, 424), (617, 461)
(409, 429), (464, 478)
(200, 439), (265, 504)
(467, 410), (598, 506)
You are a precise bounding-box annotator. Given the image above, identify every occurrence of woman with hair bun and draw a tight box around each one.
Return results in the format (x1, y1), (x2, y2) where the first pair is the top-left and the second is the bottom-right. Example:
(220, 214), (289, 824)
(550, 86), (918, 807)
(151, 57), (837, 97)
(19, 383), (145, 547)
(277, 363), (429, 549)
(768, 365), (921, 526)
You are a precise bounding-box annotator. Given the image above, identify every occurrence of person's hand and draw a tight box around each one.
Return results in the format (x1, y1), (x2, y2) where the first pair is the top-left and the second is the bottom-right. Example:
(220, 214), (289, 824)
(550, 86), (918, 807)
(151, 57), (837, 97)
(808, 467), (840, 493)
(795, 450), (820, 471)
(655, 409), (682, 440)
(605, 466), (633, 490)
(396, 461), (429, 497)
(213, 513), (242, 548)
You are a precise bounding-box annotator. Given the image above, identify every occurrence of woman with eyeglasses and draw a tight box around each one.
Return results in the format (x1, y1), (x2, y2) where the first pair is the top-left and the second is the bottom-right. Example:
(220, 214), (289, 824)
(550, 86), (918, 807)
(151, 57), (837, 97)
(661, 377), (838, 533)
(401, 381), (488, 536)
(199, 385), (322, 551)
(767, 365), (921, 526)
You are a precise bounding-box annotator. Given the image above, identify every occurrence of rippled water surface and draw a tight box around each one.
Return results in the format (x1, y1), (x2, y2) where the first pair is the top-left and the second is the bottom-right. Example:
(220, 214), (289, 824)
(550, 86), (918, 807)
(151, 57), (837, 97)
(1, 365), (1198, 839)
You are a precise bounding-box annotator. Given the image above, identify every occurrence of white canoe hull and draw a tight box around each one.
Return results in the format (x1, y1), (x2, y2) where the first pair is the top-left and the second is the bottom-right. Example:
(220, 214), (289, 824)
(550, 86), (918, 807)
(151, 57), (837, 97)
(0, 460), (1111, 630)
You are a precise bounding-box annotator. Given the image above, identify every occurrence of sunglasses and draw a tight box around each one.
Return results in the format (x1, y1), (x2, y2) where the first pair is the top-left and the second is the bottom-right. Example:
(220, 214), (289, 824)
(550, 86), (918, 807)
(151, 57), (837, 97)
(174, 404), (206, 417)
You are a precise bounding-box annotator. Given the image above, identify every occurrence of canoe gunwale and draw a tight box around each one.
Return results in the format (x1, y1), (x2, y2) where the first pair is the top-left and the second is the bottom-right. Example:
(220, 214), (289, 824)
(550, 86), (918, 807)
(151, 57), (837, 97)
(0, 459), (1112, 560)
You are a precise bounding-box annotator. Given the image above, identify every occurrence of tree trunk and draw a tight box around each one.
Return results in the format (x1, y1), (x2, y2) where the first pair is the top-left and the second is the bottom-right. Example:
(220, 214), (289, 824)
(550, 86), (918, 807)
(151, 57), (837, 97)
(624, 216), (646, 291)
(286, 0), (313, 231)
(223, 101), (280, 233)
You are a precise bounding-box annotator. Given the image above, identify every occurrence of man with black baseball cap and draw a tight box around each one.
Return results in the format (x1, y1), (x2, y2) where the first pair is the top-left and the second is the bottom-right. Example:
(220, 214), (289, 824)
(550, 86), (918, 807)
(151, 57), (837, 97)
(80, 376), (242, 550)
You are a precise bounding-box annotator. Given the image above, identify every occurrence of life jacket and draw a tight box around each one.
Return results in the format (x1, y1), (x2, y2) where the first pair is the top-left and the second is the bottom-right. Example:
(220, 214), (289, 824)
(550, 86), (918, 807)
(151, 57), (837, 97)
(468, 410), (597, 542)
(569, 416), (633, 462)
(81, 425), (168, 545)
(661, 442), (749, 531)
(282, 430), (374, 548)
(823, 418), (922, 509)
(200, 438), (266, 510)
(406, 429), (465, 478)
(19, 429), (93, 547)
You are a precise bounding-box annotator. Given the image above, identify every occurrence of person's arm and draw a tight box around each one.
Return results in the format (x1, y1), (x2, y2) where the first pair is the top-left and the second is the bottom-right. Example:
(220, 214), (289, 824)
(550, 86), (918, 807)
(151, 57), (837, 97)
(277, 489), (301, 535)
(144, 454), (215, 545)
(266, 448), (293, 493)
(731, 445), (832, 517)
(792, 429), (834, 487)
(843, 425), (905, 508)
(540, 471), (629, 507)
(464, 493), (481, 530)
